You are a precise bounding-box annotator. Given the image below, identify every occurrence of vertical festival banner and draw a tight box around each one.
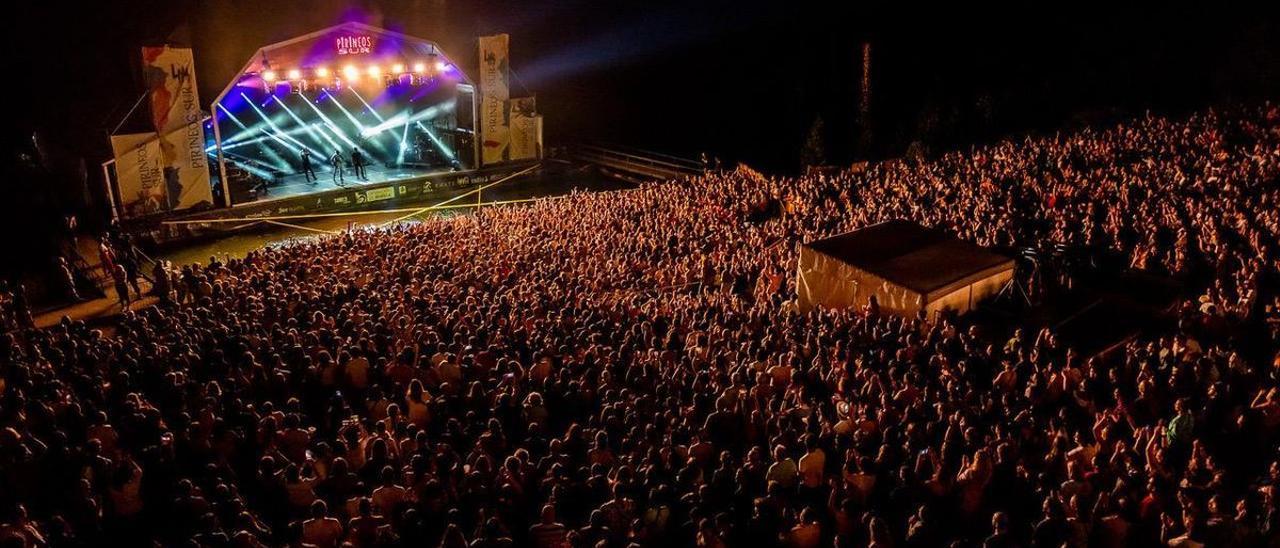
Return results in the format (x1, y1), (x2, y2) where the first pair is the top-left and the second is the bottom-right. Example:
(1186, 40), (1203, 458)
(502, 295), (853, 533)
(112, 46), (212, 217)
(478, 34), (511, 165)
(110, 132), (167, 217)
(508, 96), (540, 161)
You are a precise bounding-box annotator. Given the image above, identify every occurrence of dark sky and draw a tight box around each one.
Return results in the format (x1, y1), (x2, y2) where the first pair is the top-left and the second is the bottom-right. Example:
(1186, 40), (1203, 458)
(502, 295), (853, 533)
(4, 3), (1278, 172)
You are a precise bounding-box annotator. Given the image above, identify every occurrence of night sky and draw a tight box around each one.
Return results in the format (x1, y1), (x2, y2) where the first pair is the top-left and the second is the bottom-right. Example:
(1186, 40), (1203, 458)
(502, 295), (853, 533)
(1, 3), (1277, 226)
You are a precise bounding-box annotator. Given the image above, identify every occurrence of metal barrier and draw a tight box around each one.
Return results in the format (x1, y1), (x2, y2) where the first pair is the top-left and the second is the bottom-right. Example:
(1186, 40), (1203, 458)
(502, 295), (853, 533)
(580, 143), (703, 171)
(156, 163), (545, 236)
(570, 144), (703, 181)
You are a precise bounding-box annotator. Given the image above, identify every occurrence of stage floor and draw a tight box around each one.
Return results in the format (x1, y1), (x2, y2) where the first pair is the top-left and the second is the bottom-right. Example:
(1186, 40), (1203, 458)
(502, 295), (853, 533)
(244, 165), (458, 204)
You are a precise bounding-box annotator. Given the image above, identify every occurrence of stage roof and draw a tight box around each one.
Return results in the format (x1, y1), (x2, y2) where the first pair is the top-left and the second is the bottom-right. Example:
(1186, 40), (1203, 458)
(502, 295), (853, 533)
(214, 22), (471, 105)
(804, 220), (1014, 296)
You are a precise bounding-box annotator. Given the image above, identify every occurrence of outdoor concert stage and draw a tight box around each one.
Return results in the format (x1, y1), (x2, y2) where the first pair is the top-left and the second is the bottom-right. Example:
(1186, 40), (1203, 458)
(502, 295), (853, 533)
(107, 20), (543, 242)
(208, 22), (480, 209)
(101, 18), (540, 229)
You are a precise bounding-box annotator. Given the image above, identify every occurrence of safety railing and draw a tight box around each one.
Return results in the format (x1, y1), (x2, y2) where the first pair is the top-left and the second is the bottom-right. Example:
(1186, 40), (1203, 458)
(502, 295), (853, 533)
(582, 143), (703, 171)
(571, 144), (703, 181)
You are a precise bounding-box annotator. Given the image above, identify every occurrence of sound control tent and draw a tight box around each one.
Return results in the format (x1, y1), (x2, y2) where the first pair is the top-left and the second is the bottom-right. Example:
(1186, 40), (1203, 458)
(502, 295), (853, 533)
(796, 220), (1014, 316)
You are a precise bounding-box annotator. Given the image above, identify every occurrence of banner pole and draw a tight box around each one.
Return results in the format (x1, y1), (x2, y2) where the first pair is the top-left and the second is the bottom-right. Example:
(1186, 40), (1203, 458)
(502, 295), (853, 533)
(212, 102), (231, 208)
(472, 85), (480, 167)
(101, 160), (120, 222)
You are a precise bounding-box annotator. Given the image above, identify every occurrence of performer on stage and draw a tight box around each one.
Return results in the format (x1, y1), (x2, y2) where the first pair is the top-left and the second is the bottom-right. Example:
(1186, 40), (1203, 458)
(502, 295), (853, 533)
(351, 148), (368, 180)
(301, 149), (317, 183)
(329, 151), (345, 186)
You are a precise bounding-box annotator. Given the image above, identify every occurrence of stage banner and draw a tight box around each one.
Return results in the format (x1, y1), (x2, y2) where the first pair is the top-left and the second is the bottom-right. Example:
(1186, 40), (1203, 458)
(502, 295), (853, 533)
(144, 45), (211, 210)
(479, 34), (511, 165)
(508, 96), (540, 161)
(111, 120), (213, 218)
(111, 132), (168, 217)
(480, 98), (510, 165)
(127, 45), (212, 213)
(478, 34), (510, 101)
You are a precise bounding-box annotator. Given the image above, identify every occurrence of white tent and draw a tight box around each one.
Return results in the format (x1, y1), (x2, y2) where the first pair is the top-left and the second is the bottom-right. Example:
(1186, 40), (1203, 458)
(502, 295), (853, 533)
(797, 220), (1014, 316)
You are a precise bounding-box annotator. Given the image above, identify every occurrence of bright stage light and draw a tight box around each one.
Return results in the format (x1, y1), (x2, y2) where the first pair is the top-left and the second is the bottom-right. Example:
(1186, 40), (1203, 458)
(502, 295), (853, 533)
(216, 103), (250, 131)
(270, 94), (334, 156)
(238, 92), (303, 153)
(392, 63), (404, 74)
(343, 65), (359, 80)
(287, 69), (301, 80)
(413, 62), (426, 73)
(360, 99), (455, 137)
(416, 121), (456, 160)
(435, 61), (448, 72)
(367, 65), (382, 77)
(397, 119), (410, 165)
(316, 67), (330, 78)
(262, 70), (277, 82)
(349, 88), (386, 123)
(298, 92), (357, 148)
(328, 91), (389, 153)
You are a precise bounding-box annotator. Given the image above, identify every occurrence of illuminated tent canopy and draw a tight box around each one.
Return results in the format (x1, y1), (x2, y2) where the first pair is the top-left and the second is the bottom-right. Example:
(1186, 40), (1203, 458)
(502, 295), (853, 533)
(210, 22), (478, 204)
(797, 220), (1015, 316)
(215, 22), (472, 94)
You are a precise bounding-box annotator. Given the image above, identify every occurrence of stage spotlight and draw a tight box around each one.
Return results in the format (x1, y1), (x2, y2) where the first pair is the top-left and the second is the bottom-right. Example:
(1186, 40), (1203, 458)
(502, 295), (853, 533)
(262, 70), (277, 82)
(413, 62), (426, 73)
(368, 65), (382, 77)
(397, 119), (410, 165)
(416, 121), (456, 161)
(343, 65), (360, 80)
(392, 63), (404, 74)
(298, 92), (357, 148)
(287, 69), (301, 80)
(316, 67), (330, 78)
(435, 61), (448, 72)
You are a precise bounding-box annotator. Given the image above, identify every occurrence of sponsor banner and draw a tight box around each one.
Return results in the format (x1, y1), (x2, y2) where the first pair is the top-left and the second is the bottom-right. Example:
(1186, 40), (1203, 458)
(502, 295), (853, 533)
(481, 98), (510, 165)
(357, 186), (396, 203)
(509, 97), (540, 161)
(112, 46), (211, 216)
(299, 171), (517, 212)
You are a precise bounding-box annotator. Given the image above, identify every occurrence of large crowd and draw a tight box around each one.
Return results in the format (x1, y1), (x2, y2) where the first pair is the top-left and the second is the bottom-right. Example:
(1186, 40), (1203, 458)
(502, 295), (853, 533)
(3, 105), (1280, 547)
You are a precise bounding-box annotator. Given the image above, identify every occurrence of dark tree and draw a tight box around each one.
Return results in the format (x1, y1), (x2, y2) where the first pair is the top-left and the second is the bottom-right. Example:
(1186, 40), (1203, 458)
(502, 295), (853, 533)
(800, 117), (826, 169)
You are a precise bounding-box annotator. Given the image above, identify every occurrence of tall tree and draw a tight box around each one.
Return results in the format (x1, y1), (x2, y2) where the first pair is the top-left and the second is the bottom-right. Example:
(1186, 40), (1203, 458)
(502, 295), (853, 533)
(800, 117), (826, 169)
